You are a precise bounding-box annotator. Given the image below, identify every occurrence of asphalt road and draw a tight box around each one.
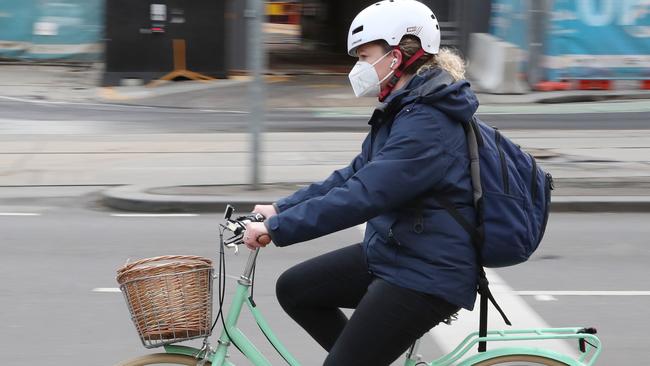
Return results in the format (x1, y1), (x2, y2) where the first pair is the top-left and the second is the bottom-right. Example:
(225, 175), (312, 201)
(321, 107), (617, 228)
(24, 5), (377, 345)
(1, 99), (649, 133)
(0, 187), (647, 365)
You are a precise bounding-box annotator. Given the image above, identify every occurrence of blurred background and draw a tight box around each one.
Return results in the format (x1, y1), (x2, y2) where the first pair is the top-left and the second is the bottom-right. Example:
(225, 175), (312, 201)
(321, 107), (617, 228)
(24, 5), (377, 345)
(0, 0), (649, 365)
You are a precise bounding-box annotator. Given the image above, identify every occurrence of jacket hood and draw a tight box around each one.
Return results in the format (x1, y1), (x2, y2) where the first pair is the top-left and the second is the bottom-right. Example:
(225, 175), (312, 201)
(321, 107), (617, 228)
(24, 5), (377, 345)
(384, 68), (479, 123)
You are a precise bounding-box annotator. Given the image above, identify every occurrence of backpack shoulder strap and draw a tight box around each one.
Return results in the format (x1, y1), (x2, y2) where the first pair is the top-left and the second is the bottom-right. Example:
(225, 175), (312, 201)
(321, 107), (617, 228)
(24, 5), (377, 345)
(466, 117), (483, 206)
(431, 117), (513, 352)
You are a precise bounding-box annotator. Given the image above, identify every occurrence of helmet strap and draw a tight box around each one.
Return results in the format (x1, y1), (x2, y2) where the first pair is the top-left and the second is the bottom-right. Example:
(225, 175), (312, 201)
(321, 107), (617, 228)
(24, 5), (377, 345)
(378, 47), (426, 102)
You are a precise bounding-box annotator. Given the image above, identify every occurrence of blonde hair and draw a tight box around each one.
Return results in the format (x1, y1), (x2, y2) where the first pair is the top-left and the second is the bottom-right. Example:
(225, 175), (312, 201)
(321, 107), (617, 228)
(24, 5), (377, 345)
(397, 35), (466, 82)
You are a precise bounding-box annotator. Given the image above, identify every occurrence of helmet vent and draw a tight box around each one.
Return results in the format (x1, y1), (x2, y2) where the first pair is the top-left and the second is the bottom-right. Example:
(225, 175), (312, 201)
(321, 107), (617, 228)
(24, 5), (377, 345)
(352, 25), (364, 35)
(431, 14), (436, 19)
(436, 24), (439, 30)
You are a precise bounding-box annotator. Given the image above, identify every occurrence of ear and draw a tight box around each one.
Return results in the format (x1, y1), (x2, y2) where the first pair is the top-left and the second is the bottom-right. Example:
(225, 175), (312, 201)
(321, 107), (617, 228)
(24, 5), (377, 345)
(390, 49), (403, 70)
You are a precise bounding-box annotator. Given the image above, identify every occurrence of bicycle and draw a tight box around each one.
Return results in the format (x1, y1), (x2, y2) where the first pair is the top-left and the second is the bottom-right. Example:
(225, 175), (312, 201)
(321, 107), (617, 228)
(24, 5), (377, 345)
(115, 205), (602, 366)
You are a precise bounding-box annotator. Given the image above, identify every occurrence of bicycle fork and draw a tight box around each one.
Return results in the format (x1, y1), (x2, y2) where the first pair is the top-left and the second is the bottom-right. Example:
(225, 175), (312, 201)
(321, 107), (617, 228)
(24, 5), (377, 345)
(211, 249), (263, 365)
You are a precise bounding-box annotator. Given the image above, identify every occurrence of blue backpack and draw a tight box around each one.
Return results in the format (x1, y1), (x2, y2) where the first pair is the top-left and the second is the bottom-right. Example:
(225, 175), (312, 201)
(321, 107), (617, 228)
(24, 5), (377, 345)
(433, 116), (554, 350)
(436, 116), (554, 268)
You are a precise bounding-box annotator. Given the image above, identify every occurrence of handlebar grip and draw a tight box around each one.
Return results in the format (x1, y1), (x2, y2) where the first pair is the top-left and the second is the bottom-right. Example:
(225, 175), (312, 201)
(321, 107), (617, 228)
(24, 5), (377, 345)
(258, 234), (271, 246)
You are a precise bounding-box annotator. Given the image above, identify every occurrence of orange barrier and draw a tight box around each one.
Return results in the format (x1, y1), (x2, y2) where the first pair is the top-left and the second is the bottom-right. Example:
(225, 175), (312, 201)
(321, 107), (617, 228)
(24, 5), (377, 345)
(535, 80), (649, 92)
(534, 81), (572, 91)
(266, 2), (301, 24)
(577, 80), (612, 90)
(643, 80), (650, 90)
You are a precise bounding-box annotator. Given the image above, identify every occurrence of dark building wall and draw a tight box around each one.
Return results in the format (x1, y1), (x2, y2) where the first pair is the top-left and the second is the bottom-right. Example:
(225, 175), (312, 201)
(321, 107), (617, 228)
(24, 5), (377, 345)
(103, 0), (227, 86)
(301, 0), (492, 57)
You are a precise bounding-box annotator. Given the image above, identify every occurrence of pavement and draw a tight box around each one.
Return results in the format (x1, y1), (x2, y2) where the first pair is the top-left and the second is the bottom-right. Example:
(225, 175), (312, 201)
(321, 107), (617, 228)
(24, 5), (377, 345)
(2, 204), (648, 365)
(92, 130), (650, 214)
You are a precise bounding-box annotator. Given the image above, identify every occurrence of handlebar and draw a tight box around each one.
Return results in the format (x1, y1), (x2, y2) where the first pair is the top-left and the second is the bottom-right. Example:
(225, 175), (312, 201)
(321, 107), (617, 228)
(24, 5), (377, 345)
(221, 206), (270, 251)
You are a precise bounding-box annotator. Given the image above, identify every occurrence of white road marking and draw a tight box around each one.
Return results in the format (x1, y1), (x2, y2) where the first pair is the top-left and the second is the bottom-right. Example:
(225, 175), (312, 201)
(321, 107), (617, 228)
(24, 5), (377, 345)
(92, 287), (121, 293)
(110, 213), (199, 217)
(0, 212), (41, 216)
(518, 290), (650, 296)
(199, 109), (248, 114)
(0, 96), (246, 113)
(355, 225), (581, 358)
(0, 95), (130, 108)
(534, 294), (558, 302)
(430, 269), (577, 358)
(93, 275), (240, 293)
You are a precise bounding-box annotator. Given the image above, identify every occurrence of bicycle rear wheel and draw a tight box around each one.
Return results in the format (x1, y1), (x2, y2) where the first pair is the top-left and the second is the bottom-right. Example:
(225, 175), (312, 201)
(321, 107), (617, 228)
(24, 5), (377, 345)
(114, 353), (212, 366)
(471, 354), (569, 366)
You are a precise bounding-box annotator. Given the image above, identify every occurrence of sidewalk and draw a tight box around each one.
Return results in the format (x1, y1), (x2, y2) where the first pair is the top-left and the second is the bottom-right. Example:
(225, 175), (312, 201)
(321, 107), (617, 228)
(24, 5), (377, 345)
(0, 130), (645, 212)
(96, 130), (650, 213)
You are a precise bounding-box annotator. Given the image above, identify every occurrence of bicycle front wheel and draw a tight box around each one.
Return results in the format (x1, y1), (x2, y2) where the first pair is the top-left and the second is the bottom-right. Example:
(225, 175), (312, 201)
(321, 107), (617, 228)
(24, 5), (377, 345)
(471, 354), (569, 366)
(114, 353), (212, 366)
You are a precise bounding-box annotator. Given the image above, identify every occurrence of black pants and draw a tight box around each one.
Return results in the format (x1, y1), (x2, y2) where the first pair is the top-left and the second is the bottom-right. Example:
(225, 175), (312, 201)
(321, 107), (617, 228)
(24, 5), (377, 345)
(276, 244), (460, 366)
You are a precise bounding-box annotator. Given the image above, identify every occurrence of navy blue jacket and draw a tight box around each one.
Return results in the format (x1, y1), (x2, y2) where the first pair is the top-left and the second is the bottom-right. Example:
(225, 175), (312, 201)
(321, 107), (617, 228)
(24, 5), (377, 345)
(265, 69), (479, 310)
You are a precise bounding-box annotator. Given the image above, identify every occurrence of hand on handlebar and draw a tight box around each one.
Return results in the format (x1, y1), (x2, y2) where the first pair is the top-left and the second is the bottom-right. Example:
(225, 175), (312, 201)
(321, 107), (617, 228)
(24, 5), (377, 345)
(243, 222), (272, 250)
(253, 204), (277, 221)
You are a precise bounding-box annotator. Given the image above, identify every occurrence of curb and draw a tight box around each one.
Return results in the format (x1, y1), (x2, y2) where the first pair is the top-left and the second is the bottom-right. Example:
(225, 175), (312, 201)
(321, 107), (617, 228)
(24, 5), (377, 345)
(96, 78), (250, 102)
(550, 196), (650, 212)
(101, 185), (271, 213)
(101, 185), (650, 213)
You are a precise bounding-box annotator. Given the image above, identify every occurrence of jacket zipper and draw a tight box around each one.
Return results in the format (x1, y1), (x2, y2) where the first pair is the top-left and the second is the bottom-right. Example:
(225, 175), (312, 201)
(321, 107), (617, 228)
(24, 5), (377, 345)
(494, 130), (510, 193)
(368, 124), (378, 162)
(388, 228), (402, 246)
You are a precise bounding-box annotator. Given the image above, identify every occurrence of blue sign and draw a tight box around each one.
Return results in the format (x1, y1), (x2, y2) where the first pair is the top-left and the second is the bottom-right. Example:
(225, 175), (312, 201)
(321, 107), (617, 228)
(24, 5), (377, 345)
(0, 1), (35, 58)
(545, 0), (650, 80)
(490, 0), (529, 51)
(0, 0), (103, 61)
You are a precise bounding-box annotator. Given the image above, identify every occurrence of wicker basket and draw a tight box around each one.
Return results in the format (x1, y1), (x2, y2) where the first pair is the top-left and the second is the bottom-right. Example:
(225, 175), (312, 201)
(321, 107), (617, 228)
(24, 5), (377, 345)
(116, 255), (214, 348)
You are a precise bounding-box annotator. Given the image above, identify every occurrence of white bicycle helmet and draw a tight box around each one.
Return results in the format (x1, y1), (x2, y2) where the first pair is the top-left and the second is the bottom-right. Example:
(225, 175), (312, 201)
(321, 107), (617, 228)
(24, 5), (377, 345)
(347, 0), (441, 57)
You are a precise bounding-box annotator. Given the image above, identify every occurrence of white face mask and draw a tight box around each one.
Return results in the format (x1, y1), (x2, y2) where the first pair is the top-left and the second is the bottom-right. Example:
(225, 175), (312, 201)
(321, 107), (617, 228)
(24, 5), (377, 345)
(348, 51), (395, 97)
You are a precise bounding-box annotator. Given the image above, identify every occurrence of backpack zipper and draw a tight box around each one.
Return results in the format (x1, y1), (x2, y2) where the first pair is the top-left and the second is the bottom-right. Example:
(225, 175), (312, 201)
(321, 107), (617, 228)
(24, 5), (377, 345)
(547, 173), (555, 190)
(540, 173), (554, 236)
(530, 153), (538, 201)
(494, 129), (510, 194)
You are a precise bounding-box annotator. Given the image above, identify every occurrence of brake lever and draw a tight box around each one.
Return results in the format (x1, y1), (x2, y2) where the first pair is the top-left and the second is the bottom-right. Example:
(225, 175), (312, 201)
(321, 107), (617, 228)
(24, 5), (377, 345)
(221, 212), (266, 255)
(226, 242), (239, 254)
(224, 234), (242, 254)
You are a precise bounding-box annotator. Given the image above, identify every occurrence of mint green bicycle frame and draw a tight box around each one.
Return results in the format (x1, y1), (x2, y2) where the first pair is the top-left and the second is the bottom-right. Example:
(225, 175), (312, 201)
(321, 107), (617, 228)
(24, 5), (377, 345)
(161, 248), (602, 366)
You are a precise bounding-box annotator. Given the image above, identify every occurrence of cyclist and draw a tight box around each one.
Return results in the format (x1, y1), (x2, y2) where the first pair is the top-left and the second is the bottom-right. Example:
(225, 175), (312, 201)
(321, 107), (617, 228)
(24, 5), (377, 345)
(244, 0), (478, 364)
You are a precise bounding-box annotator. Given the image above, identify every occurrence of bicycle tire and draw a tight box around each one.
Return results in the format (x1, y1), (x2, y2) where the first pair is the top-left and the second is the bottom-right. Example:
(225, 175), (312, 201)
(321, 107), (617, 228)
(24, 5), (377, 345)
(114, 353), (212, 366)
(471, 354), (569, 366)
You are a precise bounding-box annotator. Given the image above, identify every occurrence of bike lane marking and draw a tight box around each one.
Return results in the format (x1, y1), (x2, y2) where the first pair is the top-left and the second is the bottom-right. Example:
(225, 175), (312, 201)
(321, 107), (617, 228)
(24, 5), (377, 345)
(110, 213), (200, 217)
(92, 288), (122, 293)
(92, 276), (241, 293)
(517, 290), (650, 296)
(0, 212), (41, 216)
(428, 269), (578, 358)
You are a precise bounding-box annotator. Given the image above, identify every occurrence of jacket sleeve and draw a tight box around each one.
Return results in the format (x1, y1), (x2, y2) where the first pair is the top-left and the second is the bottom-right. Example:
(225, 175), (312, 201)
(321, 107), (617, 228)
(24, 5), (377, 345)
(266, 105), (454, 246)
(273, 136), (368, 212)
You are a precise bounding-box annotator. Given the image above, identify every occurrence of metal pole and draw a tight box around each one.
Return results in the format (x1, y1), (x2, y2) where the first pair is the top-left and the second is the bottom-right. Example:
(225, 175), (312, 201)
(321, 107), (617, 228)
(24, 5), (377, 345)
(527, 0), (548, 87)
(245, 0), (265, 190)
